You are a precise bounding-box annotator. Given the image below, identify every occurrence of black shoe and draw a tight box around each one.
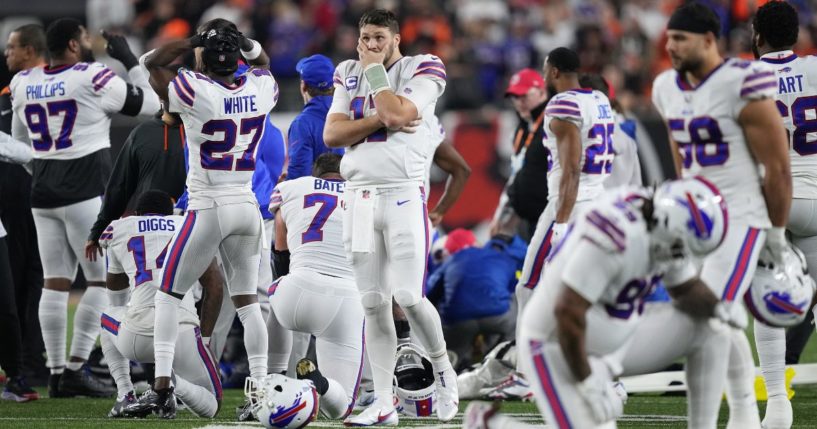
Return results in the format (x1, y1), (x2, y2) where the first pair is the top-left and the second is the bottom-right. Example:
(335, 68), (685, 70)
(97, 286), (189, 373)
(296, 358), (328, 395)
(108, 391), (137, 418)
(124, 387), (176, 419)
(48, 373), (68, 398)
(2, 376), (40, 402)
(57, 366), (116, 398)
(236, 398), (256, 422)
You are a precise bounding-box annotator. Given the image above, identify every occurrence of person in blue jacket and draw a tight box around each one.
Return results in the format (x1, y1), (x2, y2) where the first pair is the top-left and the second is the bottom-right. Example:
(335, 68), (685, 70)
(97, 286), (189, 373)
(426, 230), (527, 370)
(286, 54), (343, 180)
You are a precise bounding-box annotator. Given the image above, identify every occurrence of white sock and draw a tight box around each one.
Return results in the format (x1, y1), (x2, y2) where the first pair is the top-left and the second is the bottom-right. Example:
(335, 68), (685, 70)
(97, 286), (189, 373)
(39, 289), (68, 373)
(236, 302), (268, 380)
(320, 378), (351, 419)
(686, 321), (731, 428)
(70, 287), (107, 360)
(754, 320), (787, 398)
(726, 330), (761, 422)
(401, 298), (450, 368)
(175, 376), (218, 418)
(266, 309), (292, 374)
(154, 292), (181, 378)
(101, 330), (133, 398)
(363, 302), (397, 409)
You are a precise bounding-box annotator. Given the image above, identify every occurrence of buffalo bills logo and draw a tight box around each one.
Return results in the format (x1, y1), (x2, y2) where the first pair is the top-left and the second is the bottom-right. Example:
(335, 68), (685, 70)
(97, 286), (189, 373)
(346, 76), (359, 90)
(676, 193), (714, 240)
(764, 291), (807, 315)
(267, 394), (307, 428)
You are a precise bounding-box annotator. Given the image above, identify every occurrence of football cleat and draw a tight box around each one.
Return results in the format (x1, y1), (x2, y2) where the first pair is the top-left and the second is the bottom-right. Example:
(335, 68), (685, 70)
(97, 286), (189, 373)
(354, 388), (376, 411)
(762, 395), (793, 429)
(58, 366), (116, 398)
(433, 365), (459, 421)
(462, 401), (501, 429)
(1, 376), (39, 402)
(484, 372), (533, 401)
(344, 404), (399, 426)
(124, 387), (177, 419)
(296, 358), (329, 394)
(108, 391), (137, 418)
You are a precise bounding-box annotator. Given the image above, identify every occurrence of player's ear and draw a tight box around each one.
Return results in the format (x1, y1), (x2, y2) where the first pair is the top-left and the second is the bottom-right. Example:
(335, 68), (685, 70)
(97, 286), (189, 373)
(68, 38), (80, 55)
(393, 33), (401, 46)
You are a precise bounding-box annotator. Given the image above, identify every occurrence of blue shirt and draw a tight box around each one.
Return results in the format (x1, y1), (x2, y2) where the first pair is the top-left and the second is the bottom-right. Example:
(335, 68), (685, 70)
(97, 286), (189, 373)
(287, 95), (343, 180)
(426, 236), (527, 324)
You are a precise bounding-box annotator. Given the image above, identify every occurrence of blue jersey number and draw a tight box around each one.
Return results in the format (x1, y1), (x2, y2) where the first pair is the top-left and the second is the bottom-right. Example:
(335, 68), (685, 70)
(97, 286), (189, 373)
(302, 193), (338, 243)
(126, 236), (153, 287)
(24, 100), (78, 151)
(604, 276), (659, 320)
(777, 96), (817, 155)
(200, 115), (265, 170)
(583, 123), (615, 174)
(669, 116), (729, 168)
(350, 96), (387, 144)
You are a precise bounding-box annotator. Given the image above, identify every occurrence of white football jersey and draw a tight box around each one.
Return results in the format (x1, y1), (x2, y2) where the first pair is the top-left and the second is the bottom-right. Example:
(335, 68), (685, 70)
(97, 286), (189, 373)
(652, 59), (777, 227)
(329, 54), (446, 188)
(9, 62), (133, 160)
(101, 215), (198, 335)
(168, 68), (278, 210)
(270, 176), (353, 280)
(605, 117), (643, 189)
(534, 189), (695, 355)
(544, 89), (616, 204)
(760, 51), (817, 199)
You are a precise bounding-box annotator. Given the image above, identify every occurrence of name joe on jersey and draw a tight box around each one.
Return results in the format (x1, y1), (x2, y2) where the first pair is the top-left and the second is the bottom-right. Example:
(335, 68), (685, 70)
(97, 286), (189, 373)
(25, 81), (66, 100)
(137, 218), (176, 233)
(223, 95), (257, 115)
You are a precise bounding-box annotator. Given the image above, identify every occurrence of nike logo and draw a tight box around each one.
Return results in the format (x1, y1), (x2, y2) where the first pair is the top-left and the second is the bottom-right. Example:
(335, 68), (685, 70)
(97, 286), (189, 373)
(377, 411), (394, 422)
(0, 109), (10, 116)
(397, 200), (410, 206)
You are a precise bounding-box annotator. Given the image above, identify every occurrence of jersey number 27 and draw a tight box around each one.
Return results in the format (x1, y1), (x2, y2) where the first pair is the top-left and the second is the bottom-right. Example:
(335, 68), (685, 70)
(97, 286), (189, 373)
(200, 115), (265, 170)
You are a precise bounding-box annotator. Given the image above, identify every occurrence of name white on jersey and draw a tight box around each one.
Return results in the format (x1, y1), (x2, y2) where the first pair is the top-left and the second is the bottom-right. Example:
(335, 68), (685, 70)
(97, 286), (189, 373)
(544, 89), (616, 204)
(168, 68), (278, 209)
(270, 177), (353, 280)
(760, 51), (817, 199)
(101, 215), (197, 334)
(652, 59), (777, 227)
(329, 55), (446, 188)
(9, 62), (130, 159)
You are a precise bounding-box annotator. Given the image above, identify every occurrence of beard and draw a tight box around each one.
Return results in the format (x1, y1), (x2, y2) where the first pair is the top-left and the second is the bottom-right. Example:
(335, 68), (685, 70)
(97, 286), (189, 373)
(672, 55), (703, 76)
(80, 45), (95, 63)
(383, 41), (396, 65)
(546, 83), (557, 97)
(751, 43), (760, 60)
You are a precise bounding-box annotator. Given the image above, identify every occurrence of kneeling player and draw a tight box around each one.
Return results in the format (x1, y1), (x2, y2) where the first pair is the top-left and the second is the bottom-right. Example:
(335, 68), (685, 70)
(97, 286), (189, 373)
(266, 153), (365, 420)
(464, 178), (729, 429)
(99, 191), (222, 418)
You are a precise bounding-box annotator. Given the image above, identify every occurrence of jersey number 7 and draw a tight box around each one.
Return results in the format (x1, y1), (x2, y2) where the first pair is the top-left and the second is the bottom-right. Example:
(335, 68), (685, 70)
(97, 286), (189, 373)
(302, 193), (338, 243)
(200, 115), (265, 170)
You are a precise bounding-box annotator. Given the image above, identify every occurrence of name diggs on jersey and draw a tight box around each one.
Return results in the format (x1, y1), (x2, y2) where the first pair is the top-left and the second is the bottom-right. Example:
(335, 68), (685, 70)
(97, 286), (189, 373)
(138, 218), (176, 233)
(223, 95), (257, 115)
(26, 81), (65, 100)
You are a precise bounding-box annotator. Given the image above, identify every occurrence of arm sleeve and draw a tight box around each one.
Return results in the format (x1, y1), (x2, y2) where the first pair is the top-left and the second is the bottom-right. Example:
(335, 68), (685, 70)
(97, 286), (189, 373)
(661, 259), (699, 288)
(105, 249), (125, 274)
(734, 62), (778, 117)
(91, 64), (146, 116)
(286, 119), (314, 180)
(11, 108), (30, 145)
(544, 94), (583, 130)
(328, 68), (352, 115)
(561, 237), (623, 303)
(167, 69), (197, 114)
(89, 134), (138, 240)
(0, 130), (32, 164)
(268, 182), (286, 213)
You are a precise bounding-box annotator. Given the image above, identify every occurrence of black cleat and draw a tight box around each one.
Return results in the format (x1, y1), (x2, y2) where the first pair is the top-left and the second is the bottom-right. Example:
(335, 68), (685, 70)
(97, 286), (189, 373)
(2, 376), (40, 402)
(58, 366), (116, 398)
(296, 358), (328, 395)
(124, 387), (177, 419)
(108, 391), (137, 418)
(48, 373), (65, 398)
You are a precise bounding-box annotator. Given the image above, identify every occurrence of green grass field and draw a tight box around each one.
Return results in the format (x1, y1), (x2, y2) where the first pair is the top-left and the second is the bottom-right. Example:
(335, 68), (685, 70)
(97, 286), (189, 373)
(3, 297), (817, 428)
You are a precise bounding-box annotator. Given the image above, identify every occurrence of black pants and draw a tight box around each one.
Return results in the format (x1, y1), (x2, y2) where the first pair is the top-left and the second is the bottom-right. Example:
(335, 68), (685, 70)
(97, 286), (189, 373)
(0, 236), (24, 378)
(786, 309), (814, 364)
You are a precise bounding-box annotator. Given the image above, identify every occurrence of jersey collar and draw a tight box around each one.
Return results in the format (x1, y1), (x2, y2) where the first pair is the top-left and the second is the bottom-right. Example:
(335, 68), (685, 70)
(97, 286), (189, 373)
(760, 50), (797, 64)
(43, 64), (73, 75)
(675, 59), (727, 91)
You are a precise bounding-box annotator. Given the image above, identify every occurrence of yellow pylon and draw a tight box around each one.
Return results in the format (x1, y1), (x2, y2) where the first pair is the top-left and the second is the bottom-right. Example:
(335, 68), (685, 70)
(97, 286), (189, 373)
(754, 367), (796, 400)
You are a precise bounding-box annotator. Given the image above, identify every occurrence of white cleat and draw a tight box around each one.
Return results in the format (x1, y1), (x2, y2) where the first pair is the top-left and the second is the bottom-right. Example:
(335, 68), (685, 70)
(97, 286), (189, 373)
(485, 372), (533, 401)
(762, 396), (793, 429)
(344, 404), (399, 427)
(435, 366), (460, 421)
(462, 401), (500, 429)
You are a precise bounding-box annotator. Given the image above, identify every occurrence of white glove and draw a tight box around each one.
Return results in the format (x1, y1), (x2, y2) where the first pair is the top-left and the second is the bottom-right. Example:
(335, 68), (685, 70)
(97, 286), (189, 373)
(576, 362), (624, 424)
(761, 227), (787, 267)
(551, 222), (568, 248)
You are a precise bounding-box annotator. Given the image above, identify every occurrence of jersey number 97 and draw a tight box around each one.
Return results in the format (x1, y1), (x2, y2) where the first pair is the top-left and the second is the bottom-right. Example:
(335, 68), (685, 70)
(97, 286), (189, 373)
(24, 100), (79, 151)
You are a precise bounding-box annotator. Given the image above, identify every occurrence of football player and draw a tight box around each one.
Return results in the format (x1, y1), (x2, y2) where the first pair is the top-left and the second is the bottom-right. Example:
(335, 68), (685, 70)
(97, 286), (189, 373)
(141, 18), (276, 416)
(464, 178), (730, 429)
(323, 9), (458, 425)
(752, 2), (817, 428)
(9, 18), (159, 397)
(266, 153), (364, 420)
(99, 190), (222, 418)
(650, 3), (791, 427)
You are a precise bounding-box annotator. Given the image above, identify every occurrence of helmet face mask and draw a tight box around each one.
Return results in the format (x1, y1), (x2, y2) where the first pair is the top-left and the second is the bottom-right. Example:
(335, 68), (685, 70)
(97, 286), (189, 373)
(746, 244), (816, 328)
(393, 343), (437, 417)
(245, 374), (319, 428)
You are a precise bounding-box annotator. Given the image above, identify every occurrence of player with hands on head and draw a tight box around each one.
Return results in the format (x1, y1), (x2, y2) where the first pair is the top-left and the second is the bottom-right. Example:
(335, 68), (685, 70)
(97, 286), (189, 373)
(8, 18), (159, 398)
(140, 18), (276, 418)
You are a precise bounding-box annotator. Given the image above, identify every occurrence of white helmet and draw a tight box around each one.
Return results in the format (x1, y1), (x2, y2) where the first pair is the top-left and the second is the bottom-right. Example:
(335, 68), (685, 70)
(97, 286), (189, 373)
(650, 177), (728, 262)
(245, 374), (319, 428)
(393, 343), (436, 417)
(745, 244), (816, 328)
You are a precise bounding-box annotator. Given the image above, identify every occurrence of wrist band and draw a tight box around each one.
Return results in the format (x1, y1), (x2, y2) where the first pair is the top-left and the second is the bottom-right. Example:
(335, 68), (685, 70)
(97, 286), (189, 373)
(241, 40), (262, 60)
(364, 63), (391, 96)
